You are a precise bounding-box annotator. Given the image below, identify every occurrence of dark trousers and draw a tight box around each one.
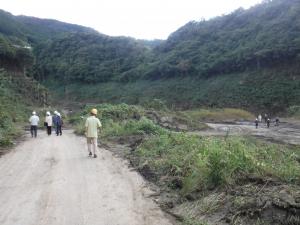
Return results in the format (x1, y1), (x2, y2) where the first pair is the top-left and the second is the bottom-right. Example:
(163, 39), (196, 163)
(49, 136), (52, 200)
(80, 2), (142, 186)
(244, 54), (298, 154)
(56, 125), (62, 136)
(30, 125), (37, 137)
(47, 126), (52, 135)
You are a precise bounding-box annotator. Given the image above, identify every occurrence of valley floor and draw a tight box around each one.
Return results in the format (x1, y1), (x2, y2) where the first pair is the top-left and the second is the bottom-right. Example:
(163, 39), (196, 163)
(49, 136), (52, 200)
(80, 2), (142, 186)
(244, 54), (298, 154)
(194, 119), (300, 145)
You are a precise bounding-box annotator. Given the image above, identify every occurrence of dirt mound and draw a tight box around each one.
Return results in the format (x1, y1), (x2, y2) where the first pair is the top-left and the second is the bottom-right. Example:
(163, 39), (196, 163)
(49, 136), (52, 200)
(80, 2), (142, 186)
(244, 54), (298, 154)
(169, 181), (300, 225)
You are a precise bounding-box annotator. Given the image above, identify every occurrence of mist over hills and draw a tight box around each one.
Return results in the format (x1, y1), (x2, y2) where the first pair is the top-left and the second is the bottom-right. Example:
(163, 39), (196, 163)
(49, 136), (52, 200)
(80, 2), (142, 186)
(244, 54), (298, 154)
(0, 0), (300, 111)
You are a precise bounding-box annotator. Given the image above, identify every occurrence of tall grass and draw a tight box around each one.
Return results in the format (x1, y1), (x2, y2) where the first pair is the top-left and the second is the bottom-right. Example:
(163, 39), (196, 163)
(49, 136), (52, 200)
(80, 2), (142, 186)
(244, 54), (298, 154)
(135, 133), (300, 195)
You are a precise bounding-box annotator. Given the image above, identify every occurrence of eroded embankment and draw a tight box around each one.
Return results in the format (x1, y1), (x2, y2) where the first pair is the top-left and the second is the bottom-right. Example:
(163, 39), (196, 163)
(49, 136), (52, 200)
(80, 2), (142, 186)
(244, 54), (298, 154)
(102, 130), (300, 225)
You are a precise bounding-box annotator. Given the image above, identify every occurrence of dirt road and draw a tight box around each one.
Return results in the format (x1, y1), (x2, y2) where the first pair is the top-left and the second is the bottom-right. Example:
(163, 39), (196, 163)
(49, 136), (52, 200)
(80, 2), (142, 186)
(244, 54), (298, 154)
(0, 130), (173, 225)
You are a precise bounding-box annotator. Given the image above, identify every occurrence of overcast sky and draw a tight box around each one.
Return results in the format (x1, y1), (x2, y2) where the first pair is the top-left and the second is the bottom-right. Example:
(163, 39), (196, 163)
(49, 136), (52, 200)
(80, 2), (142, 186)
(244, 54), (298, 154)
(1, 0), (262, 40)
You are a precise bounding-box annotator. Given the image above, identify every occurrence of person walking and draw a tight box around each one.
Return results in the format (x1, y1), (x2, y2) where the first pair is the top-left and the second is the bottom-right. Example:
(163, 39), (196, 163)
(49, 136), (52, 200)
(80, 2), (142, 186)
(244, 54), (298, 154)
(258, 114), (262, 123)
(275, 117), (280, 126)
(53, 111), (63, 136)
(264, 114), (268, 123)
(267, 118), (270, 128)
(255, 118), (259, 129)
(85, 108), (102, 158)
(45, 111), (53, 135)
(29, 111), (39, 138)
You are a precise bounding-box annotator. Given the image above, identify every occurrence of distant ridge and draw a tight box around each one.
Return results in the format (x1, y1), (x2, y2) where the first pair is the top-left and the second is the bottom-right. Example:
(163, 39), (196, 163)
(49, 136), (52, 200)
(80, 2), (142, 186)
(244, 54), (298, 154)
(1, 0), (300, 111)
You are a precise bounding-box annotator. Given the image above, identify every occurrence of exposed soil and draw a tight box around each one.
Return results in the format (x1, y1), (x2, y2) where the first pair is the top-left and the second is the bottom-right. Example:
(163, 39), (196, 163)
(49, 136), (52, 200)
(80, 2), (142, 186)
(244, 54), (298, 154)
(192, 119), (300, 146)
(0, 130), (175, 225)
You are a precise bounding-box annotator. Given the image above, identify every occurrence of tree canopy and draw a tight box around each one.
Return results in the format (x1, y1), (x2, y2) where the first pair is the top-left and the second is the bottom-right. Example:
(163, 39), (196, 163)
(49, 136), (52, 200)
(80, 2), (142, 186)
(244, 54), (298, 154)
(1, 0), (300, 110)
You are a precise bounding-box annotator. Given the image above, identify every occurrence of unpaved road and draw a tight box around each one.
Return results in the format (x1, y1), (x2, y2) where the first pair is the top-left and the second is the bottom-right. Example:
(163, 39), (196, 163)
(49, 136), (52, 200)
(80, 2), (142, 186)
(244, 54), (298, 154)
(193, 119), (300, 145)
(0, 130), (173, 225)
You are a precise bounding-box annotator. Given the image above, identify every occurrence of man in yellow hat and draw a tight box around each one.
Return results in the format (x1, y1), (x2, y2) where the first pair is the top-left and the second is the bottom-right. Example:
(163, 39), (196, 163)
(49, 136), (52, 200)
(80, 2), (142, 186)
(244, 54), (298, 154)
(85, 108), (102, 158)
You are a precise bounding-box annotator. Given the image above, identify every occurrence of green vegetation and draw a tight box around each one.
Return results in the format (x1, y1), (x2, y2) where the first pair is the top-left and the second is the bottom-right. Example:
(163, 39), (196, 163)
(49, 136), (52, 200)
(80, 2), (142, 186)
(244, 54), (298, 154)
(1, 0), (300, 111)
(70, 103), (211, 137)
(150, 0), (300, 80)
(0, 70), (29, 146)
(182, 218), (208, 225)
(287, 105), (300, 119)
(71, 103), (300, 196)
(36, 0), (300, 111)
(34, 33), (153, 83)
(70, 103), (167, 136)
(134, 133), (300, 195)
(1, 3), (299, 222)
(0, 53), (46, 147)
(71, 103), (300, 225)
(46, 65), (300, 112)
(101, 118), (166, 137)
(0, 9), (96, 44)
(0, 34), (34, 70)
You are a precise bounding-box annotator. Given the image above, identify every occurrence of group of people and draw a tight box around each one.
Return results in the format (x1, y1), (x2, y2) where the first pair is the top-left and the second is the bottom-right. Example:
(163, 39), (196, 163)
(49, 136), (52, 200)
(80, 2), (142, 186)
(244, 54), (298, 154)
(29, 108), (102, 159)
(28, 110), (63, 137)
(255, 113), (280, 129)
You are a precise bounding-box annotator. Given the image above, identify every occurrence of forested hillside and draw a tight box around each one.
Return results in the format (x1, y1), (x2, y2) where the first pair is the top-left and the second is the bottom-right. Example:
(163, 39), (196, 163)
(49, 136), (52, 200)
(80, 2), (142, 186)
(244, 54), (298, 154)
(0, 13), (48, 146)
(146, 0), (300, 79)
(33, 33), (152, 83)
(1, 0), (300, 112)
(0, 9), (96, 43)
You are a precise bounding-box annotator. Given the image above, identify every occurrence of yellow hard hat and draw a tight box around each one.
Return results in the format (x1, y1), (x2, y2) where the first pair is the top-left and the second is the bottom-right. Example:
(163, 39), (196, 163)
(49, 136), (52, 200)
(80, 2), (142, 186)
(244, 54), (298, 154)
(91, 108), (97, 115)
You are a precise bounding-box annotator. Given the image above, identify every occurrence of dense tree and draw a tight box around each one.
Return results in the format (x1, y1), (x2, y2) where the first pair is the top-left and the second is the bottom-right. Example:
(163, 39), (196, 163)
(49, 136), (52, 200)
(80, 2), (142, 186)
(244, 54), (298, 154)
(33, 33), (152, 82)
(1, 0), (300, 110)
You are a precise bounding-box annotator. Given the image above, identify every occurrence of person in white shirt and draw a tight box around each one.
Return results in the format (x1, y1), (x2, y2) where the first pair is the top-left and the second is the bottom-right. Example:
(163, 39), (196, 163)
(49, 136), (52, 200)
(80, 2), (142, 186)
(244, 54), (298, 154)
(258, 114), (262, 123)
(45, 111), (53, 135)
(29, 111), (39, 138)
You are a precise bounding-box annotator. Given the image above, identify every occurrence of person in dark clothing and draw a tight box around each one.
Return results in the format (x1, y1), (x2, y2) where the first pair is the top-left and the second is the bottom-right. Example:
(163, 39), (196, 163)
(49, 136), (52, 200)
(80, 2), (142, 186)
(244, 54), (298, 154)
(267, 118), (270, 128)
(264, 114), (268, 123)
(255, 118), (259, 129)
(53, 111), (63, 136)
(275, 118), (280, 126)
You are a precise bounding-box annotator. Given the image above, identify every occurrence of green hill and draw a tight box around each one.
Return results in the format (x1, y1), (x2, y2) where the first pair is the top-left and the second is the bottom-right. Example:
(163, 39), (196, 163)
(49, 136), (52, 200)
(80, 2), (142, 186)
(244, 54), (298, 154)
(0, 12), (48, 147)
(33, 32), (152, 83)
(1, 0), (300, 112)
(149, 0), (300, 79)
(35, 0), (300, 112)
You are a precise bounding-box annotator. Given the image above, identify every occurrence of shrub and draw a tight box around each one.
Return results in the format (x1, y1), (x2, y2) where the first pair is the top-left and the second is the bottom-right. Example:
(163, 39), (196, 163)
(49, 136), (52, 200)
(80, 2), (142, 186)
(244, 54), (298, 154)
(101, 117), (167, 137)
(71, 104), (167, 138)
(83, 103), (144, 122)
(142, 98), (168, 111)
(287, 105), (300, 118)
